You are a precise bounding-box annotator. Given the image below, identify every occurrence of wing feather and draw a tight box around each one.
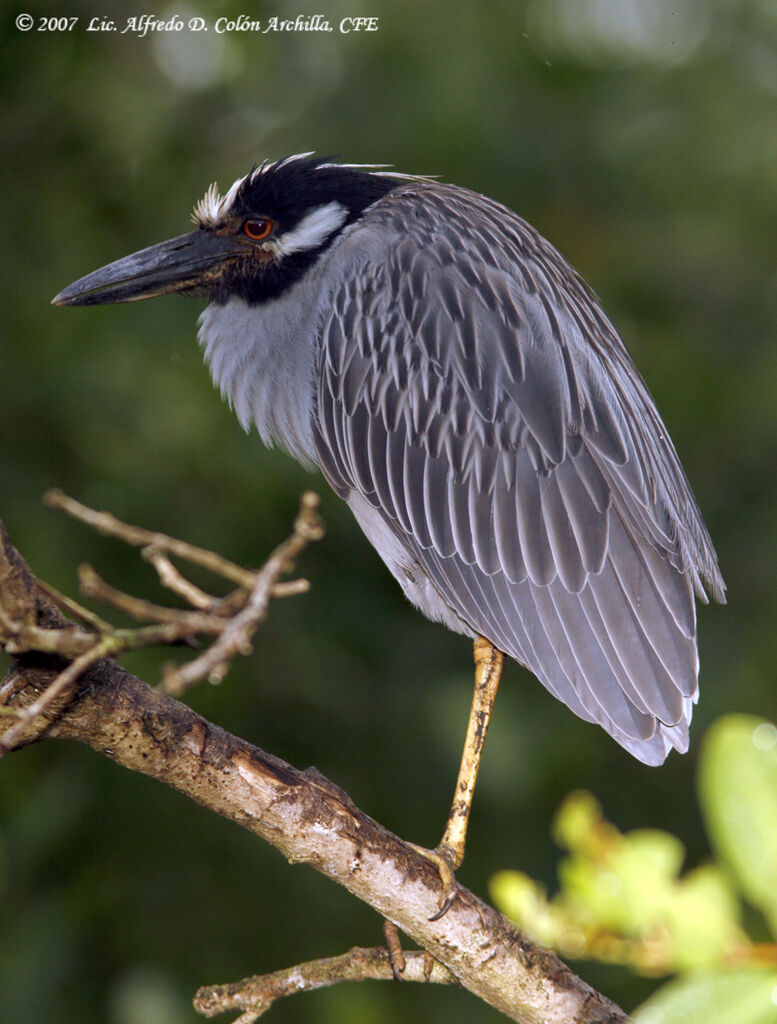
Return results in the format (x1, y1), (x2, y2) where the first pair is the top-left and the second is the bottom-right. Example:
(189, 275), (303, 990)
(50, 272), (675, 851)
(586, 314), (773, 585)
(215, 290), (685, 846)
(346, 401), (376, 495)
(492, 459), (527, 584)
(515, 454), (556, 586)
(540, 472), (586, 592)
(403, 440), (433, 548)
(447, 475), (477, 565)
(386, 423), (413, 534)
(366, 413), (397, 520)
(556, 456), (609, 574)
(422, 454), (455, 555)
(469, 476), (500, 575)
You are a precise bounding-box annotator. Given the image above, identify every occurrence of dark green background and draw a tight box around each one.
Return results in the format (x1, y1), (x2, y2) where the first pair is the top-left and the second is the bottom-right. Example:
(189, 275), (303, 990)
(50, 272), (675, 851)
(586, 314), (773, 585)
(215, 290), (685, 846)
(2, 1), (775, 1021)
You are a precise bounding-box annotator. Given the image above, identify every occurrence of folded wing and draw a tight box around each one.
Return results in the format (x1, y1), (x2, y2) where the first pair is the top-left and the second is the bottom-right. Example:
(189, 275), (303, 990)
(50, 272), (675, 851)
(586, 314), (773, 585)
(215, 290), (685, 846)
(314, 184), (724, 764)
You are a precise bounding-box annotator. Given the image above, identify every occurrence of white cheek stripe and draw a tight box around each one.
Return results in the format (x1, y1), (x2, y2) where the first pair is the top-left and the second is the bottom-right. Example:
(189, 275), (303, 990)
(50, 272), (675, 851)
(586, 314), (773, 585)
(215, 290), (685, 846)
(275, 201), (348, 256)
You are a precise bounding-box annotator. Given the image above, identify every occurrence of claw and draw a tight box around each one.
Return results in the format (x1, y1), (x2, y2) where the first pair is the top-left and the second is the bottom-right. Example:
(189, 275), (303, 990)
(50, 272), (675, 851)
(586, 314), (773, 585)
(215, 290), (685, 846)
(382, 919), (406, 979)
(408, 841), (458, 920)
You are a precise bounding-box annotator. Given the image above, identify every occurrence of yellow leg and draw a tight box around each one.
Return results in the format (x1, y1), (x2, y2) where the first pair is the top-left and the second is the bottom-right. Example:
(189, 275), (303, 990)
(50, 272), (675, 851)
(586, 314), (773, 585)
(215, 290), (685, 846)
(439, 636), (505, 868)
(412, 636), (504, 919)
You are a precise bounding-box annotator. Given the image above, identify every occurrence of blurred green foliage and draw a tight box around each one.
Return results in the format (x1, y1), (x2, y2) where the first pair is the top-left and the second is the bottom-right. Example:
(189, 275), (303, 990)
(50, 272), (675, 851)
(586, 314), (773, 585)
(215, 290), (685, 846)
(492, 715), (777, 1022)
(1, 0), (775, 1021)
(492, 792), (745, 974)
(699, 716), (777, 939)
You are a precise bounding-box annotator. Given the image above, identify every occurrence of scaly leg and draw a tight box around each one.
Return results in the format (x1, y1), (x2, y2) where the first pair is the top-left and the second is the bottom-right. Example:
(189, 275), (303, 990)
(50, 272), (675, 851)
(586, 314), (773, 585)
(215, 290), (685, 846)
(411, 636), (504, 919)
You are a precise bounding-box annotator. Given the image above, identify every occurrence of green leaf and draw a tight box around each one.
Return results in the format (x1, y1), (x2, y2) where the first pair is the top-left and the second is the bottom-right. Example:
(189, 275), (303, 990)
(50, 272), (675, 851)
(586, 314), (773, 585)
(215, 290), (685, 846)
(698, 715), (777, 934)
(633, 969), (777, 1024)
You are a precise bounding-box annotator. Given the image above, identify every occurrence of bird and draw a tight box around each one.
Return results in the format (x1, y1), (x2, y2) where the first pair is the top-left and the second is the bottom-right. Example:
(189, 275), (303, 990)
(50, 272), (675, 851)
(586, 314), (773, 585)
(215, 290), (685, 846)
(53, 153), (725, 910)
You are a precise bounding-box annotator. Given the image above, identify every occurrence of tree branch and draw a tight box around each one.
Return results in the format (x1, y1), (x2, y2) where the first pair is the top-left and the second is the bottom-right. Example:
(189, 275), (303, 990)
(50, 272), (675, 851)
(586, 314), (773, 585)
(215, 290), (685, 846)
(0, 513), (628, 1024)
(194, 946), (459, 1022)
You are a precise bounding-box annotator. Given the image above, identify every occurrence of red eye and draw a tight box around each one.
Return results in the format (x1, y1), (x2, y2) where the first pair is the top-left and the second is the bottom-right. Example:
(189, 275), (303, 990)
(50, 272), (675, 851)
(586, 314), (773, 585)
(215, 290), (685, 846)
(243, 218), (273, 240)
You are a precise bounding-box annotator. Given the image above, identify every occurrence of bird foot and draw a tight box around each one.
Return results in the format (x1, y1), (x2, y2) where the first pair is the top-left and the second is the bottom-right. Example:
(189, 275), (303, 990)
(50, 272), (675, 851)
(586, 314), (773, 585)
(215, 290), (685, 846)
(407, 840), (460, 920)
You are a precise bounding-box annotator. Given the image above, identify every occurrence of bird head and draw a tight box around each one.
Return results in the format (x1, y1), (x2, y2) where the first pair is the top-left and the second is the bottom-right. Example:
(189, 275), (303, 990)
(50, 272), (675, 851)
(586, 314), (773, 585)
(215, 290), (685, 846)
(52, 154), (417, 308)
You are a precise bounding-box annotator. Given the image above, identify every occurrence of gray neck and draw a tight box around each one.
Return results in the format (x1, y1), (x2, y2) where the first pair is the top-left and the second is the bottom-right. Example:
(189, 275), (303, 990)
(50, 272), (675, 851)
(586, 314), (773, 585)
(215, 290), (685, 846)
(197, 265), (331, 468)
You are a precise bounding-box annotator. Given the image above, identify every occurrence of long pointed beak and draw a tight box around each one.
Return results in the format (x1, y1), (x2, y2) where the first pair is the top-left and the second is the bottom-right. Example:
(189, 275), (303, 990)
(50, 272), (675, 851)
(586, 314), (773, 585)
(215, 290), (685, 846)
(52, 230), (245, 307)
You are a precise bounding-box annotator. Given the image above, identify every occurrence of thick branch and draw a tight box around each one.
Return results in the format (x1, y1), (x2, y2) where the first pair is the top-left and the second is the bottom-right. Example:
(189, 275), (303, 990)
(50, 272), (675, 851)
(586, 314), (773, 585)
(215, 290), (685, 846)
(0, 521), (627, 1024)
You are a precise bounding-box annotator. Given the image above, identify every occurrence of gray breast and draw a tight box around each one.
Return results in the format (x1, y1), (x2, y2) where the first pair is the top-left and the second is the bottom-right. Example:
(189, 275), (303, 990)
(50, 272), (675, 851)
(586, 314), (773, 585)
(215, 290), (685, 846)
(197, 247), (355, 467)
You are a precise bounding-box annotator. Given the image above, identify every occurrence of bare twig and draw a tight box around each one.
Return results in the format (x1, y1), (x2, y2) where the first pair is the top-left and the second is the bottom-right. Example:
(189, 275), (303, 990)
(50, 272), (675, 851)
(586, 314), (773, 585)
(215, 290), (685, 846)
(161, 492), (324, 694)
(270, 578), (310, 599)
(142, 545), (220, 609)
(77, 564), (228, 632)
(1, 490), (325, 739)
(44, 489), (257, 587)
(26, 491), (325, 698)
(194, 946), (460, 1022)
(36, 579), (115, 633)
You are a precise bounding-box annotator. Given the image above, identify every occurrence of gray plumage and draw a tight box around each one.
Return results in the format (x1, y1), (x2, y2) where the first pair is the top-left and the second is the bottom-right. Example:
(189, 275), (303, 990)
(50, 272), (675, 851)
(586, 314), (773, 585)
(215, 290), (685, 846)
(306, 182), (724, 765)
(54, 157), (725, 766)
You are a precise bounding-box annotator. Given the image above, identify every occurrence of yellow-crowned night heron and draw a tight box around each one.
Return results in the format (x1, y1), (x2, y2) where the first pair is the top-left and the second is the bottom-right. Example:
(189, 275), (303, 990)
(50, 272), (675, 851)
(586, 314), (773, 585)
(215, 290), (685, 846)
(53, 154), (725, 910)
